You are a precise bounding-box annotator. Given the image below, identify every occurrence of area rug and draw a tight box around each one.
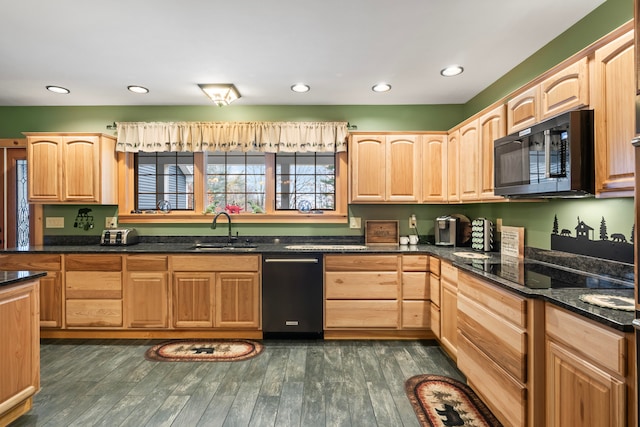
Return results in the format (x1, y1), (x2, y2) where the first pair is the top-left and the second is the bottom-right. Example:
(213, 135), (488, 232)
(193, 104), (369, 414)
(405, 374), (503, 427)
(145, 339), (263, 362)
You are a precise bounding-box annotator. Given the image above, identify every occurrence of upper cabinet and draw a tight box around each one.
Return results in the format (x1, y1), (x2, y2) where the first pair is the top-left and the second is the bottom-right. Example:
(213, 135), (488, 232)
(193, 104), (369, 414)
(349, 134), (422, 203)
(420, 134), (448, 202)
(507, 57), (589, 134)
(458, 120), (480, 201)
(478, 105), (507, 200)
(446, 129), (460, 202)
(25, 133), (118, 204)
(592, 30), (635, 197)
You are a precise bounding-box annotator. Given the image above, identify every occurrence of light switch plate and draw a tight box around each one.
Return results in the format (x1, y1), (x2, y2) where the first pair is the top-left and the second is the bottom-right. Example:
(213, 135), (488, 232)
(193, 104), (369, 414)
(45, 217), (64, 228)
(105, 217), (118, 229)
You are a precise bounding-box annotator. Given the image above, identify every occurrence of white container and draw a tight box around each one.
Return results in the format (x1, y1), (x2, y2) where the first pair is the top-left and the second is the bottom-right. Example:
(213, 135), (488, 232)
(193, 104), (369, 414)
(409, 235), (419, 245)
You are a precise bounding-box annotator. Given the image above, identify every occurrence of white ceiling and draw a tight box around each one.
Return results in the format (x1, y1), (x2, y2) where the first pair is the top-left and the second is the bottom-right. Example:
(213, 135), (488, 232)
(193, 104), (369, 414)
(0, 0), (605, 106)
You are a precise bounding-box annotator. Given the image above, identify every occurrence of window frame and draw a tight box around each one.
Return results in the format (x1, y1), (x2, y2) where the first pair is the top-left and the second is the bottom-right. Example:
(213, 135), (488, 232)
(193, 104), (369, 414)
(117, 151), (348, 224)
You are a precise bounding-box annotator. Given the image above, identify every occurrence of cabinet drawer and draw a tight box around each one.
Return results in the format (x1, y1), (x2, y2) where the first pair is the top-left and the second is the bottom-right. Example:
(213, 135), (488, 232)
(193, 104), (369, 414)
(458, 294), (527, 382)
(402, 300), (430, 329)
(430, 273), (440, 306)
(429, 257), (441, 276)
(171, 255), (259, 271)
(325, 272), (398, 299)
(66, 299), (122, 327)
(325, 255), (398, 271)
(66, 271), (122, 299)
(546, 304), (626, 376)
(402, 272), (429, 300)
(402, 255), (428, 271)
(441, 261), (457, 286)
(66, 254), (122, 271)
(325, 300), (398, 328)
(126, 255), (168, 271)
(0, 254), (62, 271)
(430, 304), (441, 338)
(459, 271), (526, 328)
(458, 334), (526, 427)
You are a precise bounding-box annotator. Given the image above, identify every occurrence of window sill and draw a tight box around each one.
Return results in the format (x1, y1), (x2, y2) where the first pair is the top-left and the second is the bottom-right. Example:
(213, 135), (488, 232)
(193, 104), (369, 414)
(117, 212), (348, 224)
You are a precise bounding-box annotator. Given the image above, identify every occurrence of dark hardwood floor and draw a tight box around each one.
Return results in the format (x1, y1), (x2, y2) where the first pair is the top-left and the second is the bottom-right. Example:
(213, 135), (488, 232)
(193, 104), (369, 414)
(10, 338), (464, 427)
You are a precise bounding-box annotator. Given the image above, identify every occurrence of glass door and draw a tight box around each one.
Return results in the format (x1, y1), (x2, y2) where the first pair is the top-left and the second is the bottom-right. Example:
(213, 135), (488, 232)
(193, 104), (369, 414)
(3, 148), (32, 248)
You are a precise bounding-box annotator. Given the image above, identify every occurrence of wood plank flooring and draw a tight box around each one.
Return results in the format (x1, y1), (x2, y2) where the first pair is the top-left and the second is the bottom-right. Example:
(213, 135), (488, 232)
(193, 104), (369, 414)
(10, 338), (464, 427)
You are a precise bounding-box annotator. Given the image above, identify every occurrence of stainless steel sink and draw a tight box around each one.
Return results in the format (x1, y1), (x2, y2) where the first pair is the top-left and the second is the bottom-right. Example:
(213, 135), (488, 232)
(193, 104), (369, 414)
(191, 243), (257, 251)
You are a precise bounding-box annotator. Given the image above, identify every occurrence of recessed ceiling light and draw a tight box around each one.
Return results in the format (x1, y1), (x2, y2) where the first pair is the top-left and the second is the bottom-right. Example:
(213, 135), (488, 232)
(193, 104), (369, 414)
(291, 83), (310, 93)
(127, 85), (149, 94)
(372, 83), (391, 92)
(46, 85), (70, 94)
(440, 65), (464, 77)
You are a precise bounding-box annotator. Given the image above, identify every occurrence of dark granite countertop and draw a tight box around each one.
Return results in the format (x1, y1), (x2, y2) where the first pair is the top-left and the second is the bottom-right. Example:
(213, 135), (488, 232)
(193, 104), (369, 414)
(0, 271), (47, 288)
(3, 241), (635, 332)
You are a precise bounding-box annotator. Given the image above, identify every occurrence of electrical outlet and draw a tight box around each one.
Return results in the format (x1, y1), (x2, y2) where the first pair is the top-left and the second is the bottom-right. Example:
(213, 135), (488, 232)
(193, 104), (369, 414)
(105, 217), (118, 229)
(496, 218), (503, 232)
(349, 217), (361, 229)
(45, 217), (64, 228)
(409, 214), (417, 229)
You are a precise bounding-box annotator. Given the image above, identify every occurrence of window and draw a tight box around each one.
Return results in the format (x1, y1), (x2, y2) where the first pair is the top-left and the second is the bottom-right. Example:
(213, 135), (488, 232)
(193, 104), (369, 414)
(135, 152), (194, 210)
(275, 153), (335, 211)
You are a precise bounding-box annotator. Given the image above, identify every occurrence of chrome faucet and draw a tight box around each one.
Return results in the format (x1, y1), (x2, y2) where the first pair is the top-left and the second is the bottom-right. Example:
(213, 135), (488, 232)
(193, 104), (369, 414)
(211, 211), (237, 244)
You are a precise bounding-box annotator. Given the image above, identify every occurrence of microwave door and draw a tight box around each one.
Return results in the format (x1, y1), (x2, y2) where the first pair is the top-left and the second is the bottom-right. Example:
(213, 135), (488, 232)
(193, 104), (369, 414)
(495, 138), (530, 190)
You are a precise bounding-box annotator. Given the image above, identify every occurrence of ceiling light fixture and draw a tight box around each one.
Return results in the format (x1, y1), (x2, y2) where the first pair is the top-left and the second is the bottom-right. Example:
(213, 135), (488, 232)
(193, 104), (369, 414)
(127, 85), (149, 94)
(198, 83), (241, 106)
(46, 85), (70, 94)
(372, 83), (391, 93)
(440, 65), (464, 77)
(291, 83), (310, 93)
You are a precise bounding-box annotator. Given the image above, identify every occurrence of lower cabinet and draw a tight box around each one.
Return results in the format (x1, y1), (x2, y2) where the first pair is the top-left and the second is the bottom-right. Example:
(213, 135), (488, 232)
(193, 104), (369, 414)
(545, 304), (633, 427)
(401, 255), (430, 329)
(172, 272), (215, 328)
(439, 261), (458, 360)
(124, 255), (169, 328)
(429, 257), (441, 339)
(0, 279), (40, 426)
(0, 254), (62, 328)
(215, 272), (260, 329)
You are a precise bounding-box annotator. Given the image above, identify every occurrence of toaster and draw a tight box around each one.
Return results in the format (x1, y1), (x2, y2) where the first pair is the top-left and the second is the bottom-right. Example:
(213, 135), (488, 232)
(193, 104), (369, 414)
(100, 228), (139, 246)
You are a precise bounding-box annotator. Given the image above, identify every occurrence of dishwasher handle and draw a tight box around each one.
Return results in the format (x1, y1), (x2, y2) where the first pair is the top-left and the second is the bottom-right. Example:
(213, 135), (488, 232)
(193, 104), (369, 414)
(264, 258), (319, 263)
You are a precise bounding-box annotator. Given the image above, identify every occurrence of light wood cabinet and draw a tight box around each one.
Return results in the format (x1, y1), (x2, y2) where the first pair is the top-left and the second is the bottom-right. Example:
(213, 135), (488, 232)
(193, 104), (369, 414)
(124, 255), (169, 328)
(478, 105), (507, 200)
(507, 57), (589, 134)
(420, 134), (448, 202)
(172, 272), (215, 328)
(65, 254), (123, 327)
(0, 254), (63, 328)
(215, 272), (260, 328)
(25, 133), (117, 204)
(592, 30), (635, 197)
(446, 129), (460, 202)
(439, 261), (458, 360)
(349, 134), (421, 203)
(401, 255), (430, 329)
(0, 279), (40, 427)
(459, 120), (480, 201)
(429, 257), (441, 339)
(545, 304), (633, 427)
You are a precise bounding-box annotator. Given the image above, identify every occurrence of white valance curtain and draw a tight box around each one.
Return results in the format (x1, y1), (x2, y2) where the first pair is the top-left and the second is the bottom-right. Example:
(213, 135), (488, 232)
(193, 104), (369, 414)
(115, 121), (349, 153)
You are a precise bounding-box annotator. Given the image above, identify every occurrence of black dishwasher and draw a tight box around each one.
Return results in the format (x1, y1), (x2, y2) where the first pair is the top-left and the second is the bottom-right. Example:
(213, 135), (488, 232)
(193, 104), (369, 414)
(262, 253), (323, 338)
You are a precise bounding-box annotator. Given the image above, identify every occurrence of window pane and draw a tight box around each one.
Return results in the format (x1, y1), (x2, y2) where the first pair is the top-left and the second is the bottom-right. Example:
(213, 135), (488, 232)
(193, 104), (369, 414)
(206, 152), (266, 213)
(135, 152), (194, 210)
(275, 153), (336, 211)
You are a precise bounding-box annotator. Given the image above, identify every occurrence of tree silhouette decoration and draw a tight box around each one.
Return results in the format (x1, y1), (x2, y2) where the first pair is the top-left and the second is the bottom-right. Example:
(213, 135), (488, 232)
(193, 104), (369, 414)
(552, 215), (559, 235)
(599, 216), (608, 241)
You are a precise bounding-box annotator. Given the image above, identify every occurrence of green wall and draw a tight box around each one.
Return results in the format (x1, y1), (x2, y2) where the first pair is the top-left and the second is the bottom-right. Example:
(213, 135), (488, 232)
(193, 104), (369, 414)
(16, 0), (637, 254)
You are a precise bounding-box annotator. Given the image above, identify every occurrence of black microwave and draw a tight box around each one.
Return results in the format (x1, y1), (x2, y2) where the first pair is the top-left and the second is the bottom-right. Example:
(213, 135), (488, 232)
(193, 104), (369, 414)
(494, 109), (594, 198)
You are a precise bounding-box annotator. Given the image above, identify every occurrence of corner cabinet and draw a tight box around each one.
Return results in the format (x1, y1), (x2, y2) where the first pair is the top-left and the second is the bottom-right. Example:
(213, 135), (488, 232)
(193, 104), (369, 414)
(349, 134), (421, 203)
(25, 133), (118, 204)
(592, 30), (635, 197)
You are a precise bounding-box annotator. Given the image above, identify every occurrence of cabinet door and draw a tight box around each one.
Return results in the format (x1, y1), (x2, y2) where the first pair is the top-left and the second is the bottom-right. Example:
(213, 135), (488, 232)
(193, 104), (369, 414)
(459, 120), (480, 201)
(593, 31), (635, 197)
(440, 281), (458, 359)
(420, 134), (447, 202)
(172, 272), (215, 328)
(546, 340), (626, 427)
(478, 105), (506, 200)
(39, 272), (62, 328)
(350, 135), (386, 202)
(447, 129), (460, 202)
(386, 135), (420, 202)
(507, 86), (539, 134)
(215, 272), (260, 329)
(125, 272), (169, 328)
(27, 137), (61, 202)
(540, 57), (589, 120)
(62, 136), (100, 202)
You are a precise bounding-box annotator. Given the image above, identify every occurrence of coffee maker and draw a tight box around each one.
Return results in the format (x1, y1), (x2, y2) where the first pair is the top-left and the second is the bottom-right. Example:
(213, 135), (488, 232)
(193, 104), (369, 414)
(435, 214), (471, 246)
